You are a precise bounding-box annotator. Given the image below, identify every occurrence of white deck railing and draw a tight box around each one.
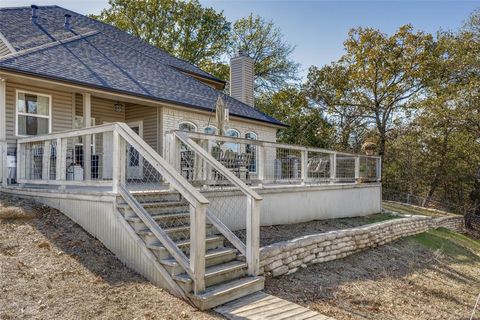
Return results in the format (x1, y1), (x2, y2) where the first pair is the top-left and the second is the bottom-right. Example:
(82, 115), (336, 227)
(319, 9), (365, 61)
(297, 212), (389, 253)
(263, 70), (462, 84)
(166, 130), (381, 187)
(171, 131), (262, 275)
(15, 123), (262, 293)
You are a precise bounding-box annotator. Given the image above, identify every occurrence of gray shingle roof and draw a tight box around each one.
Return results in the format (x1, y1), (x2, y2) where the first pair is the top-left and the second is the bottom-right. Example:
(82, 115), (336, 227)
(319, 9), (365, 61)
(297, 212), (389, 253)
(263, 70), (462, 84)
(0, 5), (285, 127)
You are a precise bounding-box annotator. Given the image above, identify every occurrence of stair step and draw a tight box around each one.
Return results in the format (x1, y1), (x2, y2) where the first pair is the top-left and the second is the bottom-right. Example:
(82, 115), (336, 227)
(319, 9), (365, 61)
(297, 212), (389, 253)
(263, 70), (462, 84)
(189, 276), (265, 310)
(137, 224), (215, 244)
(125, 212), (190, 223)
(161, 247), (238, 275)
(117, 202), (189, 218)
(173, 260), (248, 292)
(118, 190), (182, 203)
(118, 201), (187, 209)
(118, 201), (189, 217)
(147, 235), (225, 259)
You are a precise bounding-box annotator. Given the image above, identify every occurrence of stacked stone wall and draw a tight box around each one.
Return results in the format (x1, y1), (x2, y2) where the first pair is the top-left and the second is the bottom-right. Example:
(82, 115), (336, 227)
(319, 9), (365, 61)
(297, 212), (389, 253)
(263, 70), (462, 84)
(259, 215), (465, 277)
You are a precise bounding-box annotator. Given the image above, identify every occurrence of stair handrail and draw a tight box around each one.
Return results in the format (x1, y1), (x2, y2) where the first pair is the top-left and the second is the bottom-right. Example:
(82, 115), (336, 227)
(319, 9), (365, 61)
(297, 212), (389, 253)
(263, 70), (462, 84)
(173, 130), (262, 275)
(114, 123), (208, 293)
(115, 123), (208, 205)
(17, 122), (210, 294)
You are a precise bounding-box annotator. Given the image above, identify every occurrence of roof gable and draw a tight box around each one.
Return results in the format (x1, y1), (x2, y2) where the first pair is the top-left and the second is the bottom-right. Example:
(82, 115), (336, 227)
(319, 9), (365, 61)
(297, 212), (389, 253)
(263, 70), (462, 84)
(0, 5), (285, 127)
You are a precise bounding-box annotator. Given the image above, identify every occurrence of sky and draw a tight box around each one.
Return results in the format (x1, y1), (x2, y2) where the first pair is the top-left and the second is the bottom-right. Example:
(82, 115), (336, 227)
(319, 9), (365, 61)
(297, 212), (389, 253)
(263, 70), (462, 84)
(1, 0), (478, 78)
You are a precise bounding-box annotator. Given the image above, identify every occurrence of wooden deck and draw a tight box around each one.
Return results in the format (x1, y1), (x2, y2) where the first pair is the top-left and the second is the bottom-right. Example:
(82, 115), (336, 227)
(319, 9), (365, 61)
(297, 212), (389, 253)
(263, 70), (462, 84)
(215, 291), (335, 320)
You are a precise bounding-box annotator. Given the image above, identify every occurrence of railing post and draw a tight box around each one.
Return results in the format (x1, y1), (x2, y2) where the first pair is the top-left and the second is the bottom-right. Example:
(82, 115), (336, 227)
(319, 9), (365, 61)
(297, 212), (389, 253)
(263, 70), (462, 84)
(16, 142), (23, 182)
(55, 138), (63, 181)
(206, 138), (214, 183)
(330, 153), (336, 183)
(1, 141), (7, 187)
(257, 145), (265, 186)
(41, 141), (51, 180)
(246, 196), (260, 275)
(190, 202), (206, 294)
(112, 131), (120, 193)
(300, 149), (307, 185)
(83, 93), (92, 181)
(57, 138), (67, 187)
(355, 156), (360, 183)
(119, 138), (126, 186)
(0, 79), (6, 187)
(376, 157), (382, 182)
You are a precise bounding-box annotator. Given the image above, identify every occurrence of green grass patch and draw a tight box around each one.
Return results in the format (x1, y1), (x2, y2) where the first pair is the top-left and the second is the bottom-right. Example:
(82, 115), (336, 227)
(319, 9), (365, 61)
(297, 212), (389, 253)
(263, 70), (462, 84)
(411, 228), (480, 261)
(362, 212), (400, 223)
(382, 202), (455, 217)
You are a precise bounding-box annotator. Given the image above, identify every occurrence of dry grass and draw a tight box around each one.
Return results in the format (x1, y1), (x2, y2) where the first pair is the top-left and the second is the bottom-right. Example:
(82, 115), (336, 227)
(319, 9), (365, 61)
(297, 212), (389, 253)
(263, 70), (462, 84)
(0, 193), (222, 320)
(264, 229), (480, 320)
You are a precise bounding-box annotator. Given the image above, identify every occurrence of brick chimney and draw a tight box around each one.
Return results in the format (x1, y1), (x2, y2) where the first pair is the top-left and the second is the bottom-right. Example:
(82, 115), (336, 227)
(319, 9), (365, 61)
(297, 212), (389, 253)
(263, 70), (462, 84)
(230, 50), (254, 107)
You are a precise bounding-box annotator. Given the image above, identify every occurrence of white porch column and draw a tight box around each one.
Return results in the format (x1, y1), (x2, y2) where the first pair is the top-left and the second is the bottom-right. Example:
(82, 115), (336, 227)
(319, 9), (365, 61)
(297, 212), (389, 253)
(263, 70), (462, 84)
(0, 78), (7, 187)
(83, 93), (92, 180)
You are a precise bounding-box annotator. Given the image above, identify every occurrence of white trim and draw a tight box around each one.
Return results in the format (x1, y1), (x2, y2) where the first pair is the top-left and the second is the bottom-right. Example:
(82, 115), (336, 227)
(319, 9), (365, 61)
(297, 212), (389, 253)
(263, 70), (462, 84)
(127, 120), (144, 136)
(15, 89), (52, 137)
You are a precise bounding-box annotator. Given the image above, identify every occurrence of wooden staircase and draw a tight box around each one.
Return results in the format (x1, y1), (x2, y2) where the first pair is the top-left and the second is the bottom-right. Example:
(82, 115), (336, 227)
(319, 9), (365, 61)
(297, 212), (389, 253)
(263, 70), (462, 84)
(117, 191), (264, 310)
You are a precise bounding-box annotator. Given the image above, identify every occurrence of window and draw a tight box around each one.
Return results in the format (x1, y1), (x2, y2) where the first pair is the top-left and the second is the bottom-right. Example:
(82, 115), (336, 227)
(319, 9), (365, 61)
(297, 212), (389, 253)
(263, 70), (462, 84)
(16, 91), (51, 136)
(225, 129), (240, 153)
(73, 116), (96, 167)
(204, 126), (217, 135)
(245, 132), (258, 172)
(179, 121), (197, 132)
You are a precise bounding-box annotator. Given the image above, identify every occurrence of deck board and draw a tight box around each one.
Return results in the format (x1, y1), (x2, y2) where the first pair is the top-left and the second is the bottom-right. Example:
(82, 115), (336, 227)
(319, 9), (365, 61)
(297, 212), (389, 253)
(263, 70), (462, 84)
(215, 291), (335, 320)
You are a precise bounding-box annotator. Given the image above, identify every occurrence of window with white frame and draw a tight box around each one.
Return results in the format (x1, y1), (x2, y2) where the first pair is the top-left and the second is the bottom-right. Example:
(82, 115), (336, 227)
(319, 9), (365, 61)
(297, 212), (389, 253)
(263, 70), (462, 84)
(16, 91), (51, 136)
(225, 129), (240, 153)
(245, 132), (258, 172)
(204, 125), (217, 135)
(179, 121), (197, 132)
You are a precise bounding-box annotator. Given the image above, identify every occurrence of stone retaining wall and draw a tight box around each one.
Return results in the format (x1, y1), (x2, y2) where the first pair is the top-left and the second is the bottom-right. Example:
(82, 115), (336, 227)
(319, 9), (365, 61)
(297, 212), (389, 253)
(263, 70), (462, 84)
(259, 215), (465, 277)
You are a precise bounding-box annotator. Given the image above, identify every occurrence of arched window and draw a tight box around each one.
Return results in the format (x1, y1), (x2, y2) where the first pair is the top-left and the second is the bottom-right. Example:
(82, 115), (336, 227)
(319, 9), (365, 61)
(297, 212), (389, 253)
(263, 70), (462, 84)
(204, 126), (217, 135)
(226, 129), (240, 138)
(245, 132), (257, 140)
(179, 121), (197, 132)
(245, 132), (258, 172)
(225, 129), (240, 153)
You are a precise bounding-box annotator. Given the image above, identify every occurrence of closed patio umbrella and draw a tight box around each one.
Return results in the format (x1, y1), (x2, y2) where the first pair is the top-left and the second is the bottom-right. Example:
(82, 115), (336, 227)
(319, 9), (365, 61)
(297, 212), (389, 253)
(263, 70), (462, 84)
(215, 95), (228, 136)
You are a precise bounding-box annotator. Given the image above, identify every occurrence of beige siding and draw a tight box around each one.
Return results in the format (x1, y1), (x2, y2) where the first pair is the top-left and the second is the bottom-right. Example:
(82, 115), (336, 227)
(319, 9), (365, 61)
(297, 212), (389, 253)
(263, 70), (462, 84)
(162, 106), (277, 155)
(5, 82), (74, 150)
(125, 105), (159, 152)
(75, 94), (125, 124)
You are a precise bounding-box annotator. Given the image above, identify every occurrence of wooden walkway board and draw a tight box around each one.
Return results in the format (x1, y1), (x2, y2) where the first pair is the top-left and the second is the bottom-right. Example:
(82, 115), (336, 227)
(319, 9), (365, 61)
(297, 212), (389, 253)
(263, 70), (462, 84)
(215, 291), (335, 320)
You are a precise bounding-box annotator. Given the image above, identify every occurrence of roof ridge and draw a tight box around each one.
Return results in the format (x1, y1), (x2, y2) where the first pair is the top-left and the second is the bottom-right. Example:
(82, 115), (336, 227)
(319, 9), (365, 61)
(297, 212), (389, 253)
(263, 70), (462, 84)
(60, 6), (224, 84)
(0, 30), (99, 62)
(0, 5), (59, 11)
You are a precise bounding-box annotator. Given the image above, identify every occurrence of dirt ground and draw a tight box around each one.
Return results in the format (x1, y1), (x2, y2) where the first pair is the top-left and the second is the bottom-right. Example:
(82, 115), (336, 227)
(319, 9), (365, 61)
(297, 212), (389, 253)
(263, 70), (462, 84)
(238, 213), (399, 247)
(0, 193), (222, 320)
(264, 229), (480, 320)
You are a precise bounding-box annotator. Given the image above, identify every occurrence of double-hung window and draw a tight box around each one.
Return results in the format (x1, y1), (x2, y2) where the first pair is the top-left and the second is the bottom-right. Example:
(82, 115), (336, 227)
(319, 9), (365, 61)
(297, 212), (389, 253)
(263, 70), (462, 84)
(16, 90), (52, 136)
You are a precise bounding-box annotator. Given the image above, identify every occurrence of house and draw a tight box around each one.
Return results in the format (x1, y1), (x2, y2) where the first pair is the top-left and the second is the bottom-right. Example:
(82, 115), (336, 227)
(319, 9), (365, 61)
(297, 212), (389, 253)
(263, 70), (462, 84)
(0, 5), (382, 309)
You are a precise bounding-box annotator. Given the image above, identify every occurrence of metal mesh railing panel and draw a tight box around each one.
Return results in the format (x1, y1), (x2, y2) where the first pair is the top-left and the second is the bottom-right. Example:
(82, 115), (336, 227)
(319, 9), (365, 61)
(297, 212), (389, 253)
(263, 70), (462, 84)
(306, 151), (331, 183)
(336, 156), (356, 181)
